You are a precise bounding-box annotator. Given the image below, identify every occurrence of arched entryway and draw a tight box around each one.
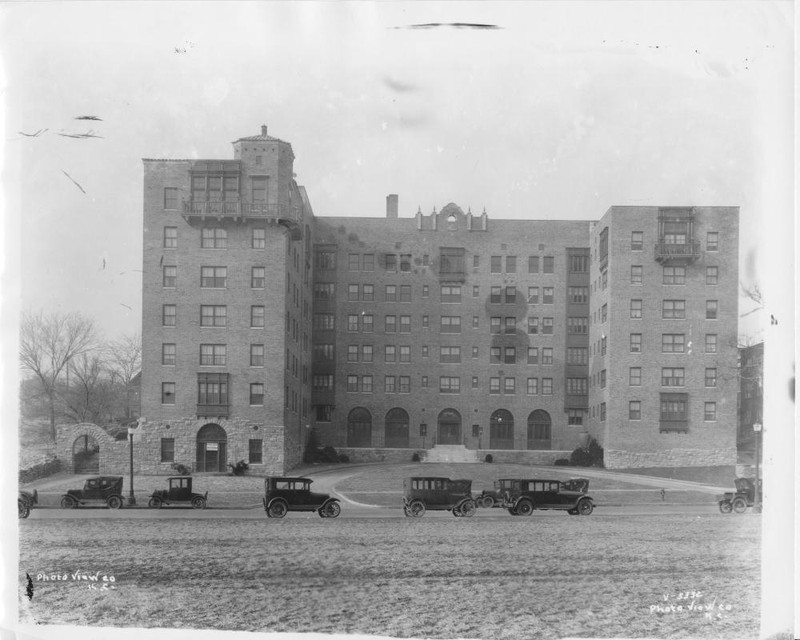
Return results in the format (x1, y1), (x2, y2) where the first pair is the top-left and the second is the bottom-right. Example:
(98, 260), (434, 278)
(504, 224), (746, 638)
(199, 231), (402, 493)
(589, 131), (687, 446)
(437, 409), (461, 445)
(196, 423), (227, 472)
(347, 408), (372, 447)
(527, 410), (552, 450)
(73, 435), (100, 474)
(385, 408), (410, 448)
(490, 409), (515, 449)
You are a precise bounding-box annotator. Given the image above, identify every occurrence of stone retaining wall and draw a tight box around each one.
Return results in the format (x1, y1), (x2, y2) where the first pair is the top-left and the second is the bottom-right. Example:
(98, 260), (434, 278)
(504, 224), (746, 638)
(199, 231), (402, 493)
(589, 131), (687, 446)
(605, 448), (737, 469)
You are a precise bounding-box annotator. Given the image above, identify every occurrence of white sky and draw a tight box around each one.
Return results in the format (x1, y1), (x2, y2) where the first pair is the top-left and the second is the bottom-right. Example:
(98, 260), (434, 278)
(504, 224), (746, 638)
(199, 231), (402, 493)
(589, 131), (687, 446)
(1, 2), (792, 343)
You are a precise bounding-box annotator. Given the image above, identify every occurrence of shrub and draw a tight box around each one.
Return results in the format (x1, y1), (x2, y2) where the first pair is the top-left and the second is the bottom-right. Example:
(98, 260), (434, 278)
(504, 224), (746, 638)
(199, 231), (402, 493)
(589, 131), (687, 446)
(554, 458), (571, 466)
(171, 462), (192, 475)
(303, 429), (322, 463)
(411, 452), (421, 462)
(338, 453), (350, 463)
(228, 460), (249, 476)
(588, 438), (605, 467)
(569, 438), (605, 468)
(484, 454), (494, 463)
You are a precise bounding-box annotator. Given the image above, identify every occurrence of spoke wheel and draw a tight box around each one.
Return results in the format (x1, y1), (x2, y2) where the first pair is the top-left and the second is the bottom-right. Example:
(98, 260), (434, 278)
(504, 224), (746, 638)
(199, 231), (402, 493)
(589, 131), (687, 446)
(460, 500), (477, 518)
(107, 496), (123, 509)
(60, 496), (77, 509)
(516, 500), (534, 516)
(19, 500), (31, 519)
(268, 500), (288, 518)
(576, 498), (594, 516)
(192, 496), (206, 510)
(480, 496), (494, 509)
(323, 501), (341, 518)
(148, 497), (163, 509)
(718, 501), (732, 514)
(732, 497), (748, 513)
(409, 500), (426, 518)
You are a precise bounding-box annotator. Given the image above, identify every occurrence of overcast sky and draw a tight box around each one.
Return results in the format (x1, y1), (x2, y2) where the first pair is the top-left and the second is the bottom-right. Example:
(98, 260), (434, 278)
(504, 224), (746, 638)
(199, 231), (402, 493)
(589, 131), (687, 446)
(1, 1), (794, 343)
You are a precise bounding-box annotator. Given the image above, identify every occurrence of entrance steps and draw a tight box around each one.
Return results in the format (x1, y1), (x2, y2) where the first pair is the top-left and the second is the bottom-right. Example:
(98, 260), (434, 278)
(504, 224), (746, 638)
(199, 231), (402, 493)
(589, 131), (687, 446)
(423, 444), (478, 463)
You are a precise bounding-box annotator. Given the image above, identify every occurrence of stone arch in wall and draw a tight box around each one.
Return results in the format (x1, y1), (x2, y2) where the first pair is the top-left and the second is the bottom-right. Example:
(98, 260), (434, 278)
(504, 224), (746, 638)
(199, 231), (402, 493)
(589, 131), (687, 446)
(437, 409), (461, 445)
(72, 434), (100, 473)
(55, 423), (115, 474)
(490, 409), (515, 450)
(385, 408), (410, 448)
(196, 423), (228, 472)
(347, 408), (372, 448)
(527, 410), (552, 450)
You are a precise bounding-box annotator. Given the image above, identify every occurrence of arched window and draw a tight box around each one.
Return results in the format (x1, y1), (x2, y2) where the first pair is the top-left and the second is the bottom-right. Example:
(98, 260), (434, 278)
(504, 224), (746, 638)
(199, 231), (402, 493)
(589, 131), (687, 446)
(490, 410), (515, 449)
(527, 410), (552, 450)
(437, 408), (461, 445)
(347, 408), (372, 448)
(385, 408), (410, 448)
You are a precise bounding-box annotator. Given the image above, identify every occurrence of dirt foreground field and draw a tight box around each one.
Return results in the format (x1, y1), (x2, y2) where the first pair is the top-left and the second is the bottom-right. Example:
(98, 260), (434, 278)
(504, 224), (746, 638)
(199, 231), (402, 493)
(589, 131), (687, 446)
(19, 512), (760, 640)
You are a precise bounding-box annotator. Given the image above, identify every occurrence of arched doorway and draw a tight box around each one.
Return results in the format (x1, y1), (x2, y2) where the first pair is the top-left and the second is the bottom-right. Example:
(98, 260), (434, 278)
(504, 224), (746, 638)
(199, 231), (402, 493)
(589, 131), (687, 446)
(196, 423), (227, 472)
(437, 409), (461, 445)
(490, 409), (515, 449)
(73, 435), (100, 474)
(347, 408), (372, 447)
(385, 408), (410, 448)
(527, 410), (552, 450)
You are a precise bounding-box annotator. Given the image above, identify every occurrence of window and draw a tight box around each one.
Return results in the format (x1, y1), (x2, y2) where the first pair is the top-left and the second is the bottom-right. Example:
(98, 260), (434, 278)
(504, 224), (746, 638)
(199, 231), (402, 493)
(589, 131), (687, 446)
(250, 344), (264, 366)
(528, 256), (540, 273)
(568, 286), (588, 303)
(399, 376), (410, 393)
(569, 253), (589, 273)
(422, 376), (429, 388)
(162, 343), (176, 365)
(491, 256), (502, 273)
(439, 376), (460, 393)
(200, 344), (226, 366)
(347, 345), (359, 362)
(440, 346), (461, 363)
(630, 266), (643, 284)
(542, 378), (553, 395)
(527, 287), (539, 304)
(527, 378), (539, 395)
(661, 367), (685, 387)
(251, 176), (267, 202)
(385, 254), (397, 272)
(400, 254), (411, 272)
(384, 345), (396, 363)
(472, 346), (479, 358)
(631, 231), (643, 251)
(567, 347), (587, 365)
(162, 382), (175, 404)
(706, 266), (718, 285)
(600, 402), (606, 421)
(248, 439), (263, 464)
(705, 368), (717, 387)
(601, 304), (608, 323)
(489, 377), (501, 394)
(162, 304), (176, 327)
(315, 250), (336, 270)
(542, 287), (554, 304)
(630, 333), (642, 353)
(399, 345), (411, 362)
(567, 409), (584, 426)
(662, 333), (686, 353)
(440, 316), (461, 333)
(439, 247), (465, 276)
(490, 347), (501, 364)
(362, 254), (375, 271)
(601, 336), (607, 355)
(706, 300), (718, 319)
(399, 316), (411, 333)
(505, 256), (517, 273)
(252, 228), (266, 249)
(707, 232), (719, 251)
(542, 318), (553, 334)
(629, 367), (642, 386)
(705, 334), (718, 353)
(600, 370), (606, 388)
(504, 347), (516, 364)
(362, 314), (374, 332)
(250, 383), (264, 405)
(201, 266), (227, 288)
(472, 316), (480, 328)
(314, 283), (335, 300)
(362, 376), (373, 393)
(360, 345), (373, 362)
(159, 264), (177, 288)
(490, 286), (502, 303)
(314, 313), (335, 331)
(541, 348), (553, 365)
(163, 227), (177, 248)
(473, 285), (480, 298)
(567, 317), (588, 334)
(630, 299), (642, 319)
(164, 187), (178, 210)
(704, 402), (717, 421)
(505, 317), (516, 334)
(160, 438), (175, 462)
(543, 256), (554, 273)
(313, 375), (334, 391)
(422, 315), (430, 329)
(492, 317), (503, 334)
(399, 285), (411, 302)
(348, 284), (359, 301)
(472, 255), (479, 269)
(567, 378), (588, 395)
(441, 285), (461, 303)
(384, 376), (396, 393)
(662, 300), (686, 319)
(504, 377), (516, 394)
(663, 265), (686, 285)
(527, 347), (539, 365)
(348, 253), (360, 271)
(385, 315), (397, 332)
(316, 405), (334, 422)
(629, 401), (641, 420)
(362, 284), (374, 301)
(201, 227), (227, 249)
(251, 306), (265, 328)
(251, 267), (265, 289)
(347, 315), (360, 332)
(385, 285), (397, 302)
(660, 392), (688, 431)
(313, 344), (334, 361)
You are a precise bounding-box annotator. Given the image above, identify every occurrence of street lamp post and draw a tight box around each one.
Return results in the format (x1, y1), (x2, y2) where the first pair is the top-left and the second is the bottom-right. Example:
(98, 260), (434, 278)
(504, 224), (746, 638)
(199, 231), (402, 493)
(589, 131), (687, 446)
(753, 422), (762, 513)
(127, 417), (144, 506)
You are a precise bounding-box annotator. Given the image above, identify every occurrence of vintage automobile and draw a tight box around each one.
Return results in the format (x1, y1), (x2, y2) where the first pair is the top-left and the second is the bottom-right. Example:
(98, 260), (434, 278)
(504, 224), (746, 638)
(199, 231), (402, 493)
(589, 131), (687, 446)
(476, 478), (590, 508)
(502, 478), (595, 516)
(18, 489), (38, 519)
(402, 477), (477, 518)
(60, 476), (125, 509)
(262, 476), (341, 518)
(718, 477), (762, 514)
(148, 476), (208, 509)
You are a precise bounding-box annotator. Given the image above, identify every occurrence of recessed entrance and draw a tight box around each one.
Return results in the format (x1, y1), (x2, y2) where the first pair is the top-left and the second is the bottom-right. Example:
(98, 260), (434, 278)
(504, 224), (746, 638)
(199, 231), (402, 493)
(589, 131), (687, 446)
(196, 423), (227, 472)
(437, 409), (462, 445)
(72, 435), (100, 474)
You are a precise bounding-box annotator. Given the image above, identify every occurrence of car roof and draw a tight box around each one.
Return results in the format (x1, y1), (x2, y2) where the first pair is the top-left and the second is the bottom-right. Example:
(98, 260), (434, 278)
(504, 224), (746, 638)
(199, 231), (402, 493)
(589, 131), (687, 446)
(407, 476), (452, 482)
(168, 476), (192, 480)
(88, 476), (123, 481)
(266, 476), (312, 482)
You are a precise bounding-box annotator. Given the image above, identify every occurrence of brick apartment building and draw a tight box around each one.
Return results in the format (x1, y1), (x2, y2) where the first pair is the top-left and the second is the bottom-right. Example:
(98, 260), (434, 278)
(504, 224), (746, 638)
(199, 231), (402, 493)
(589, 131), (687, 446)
(127, 126), (739, 475)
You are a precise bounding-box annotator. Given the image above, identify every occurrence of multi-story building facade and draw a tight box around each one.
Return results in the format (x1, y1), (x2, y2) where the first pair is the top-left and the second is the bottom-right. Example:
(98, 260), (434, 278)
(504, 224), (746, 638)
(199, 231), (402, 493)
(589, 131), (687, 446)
(738, 342), (764, 459)
(131, 127), (740, 474)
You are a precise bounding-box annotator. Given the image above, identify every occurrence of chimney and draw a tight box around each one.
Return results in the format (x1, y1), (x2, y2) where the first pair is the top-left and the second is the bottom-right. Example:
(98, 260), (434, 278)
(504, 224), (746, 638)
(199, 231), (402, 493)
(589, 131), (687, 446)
(386, 194), (399, 219)
(261, 124), (268, 137)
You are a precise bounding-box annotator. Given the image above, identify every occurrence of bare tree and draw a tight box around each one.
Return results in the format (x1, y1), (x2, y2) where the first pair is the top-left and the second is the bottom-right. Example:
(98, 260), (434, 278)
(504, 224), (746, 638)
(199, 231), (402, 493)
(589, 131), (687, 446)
(63, 351), (116, 425)
(106, 332), (142, 419)
(20, 310), (98, 441)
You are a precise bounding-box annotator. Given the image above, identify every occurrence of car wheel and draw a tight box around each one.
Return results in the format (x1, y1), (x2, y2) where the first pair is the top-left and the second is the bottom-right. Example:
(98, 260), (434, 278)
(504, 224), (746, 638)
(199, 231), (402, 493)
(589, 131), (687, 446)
(403, 505), (411, 517)
(507, 507), (518, 516)
(576, 498), (594, 516)
(60, 496), (76, 509)
(516, 500), (534, 516)
(732, 497), (748, 513)
(148, 497), (162, 509)
(19, 500), (31, 519)
(107, 496), (123, 510)
(268, 500), (288, 518)
(719, 501), (732, 514)
(192, 496), (206, 509)
(452, 507), (463, 517)
(460, 500), (477, 518)
(409, 500), (426, 518)
(322, 501), (341, 518)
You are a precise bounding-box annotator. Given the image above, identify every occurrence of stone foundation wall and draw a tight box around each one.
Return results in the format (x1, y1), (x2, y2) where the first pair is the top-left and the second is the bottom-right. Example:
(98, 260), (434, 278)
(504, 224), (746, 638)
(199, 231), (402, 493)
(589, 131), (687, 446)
(336, 448), (571, 466)
(605, 448), (737, 469)
(336, 448), (419, 464)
